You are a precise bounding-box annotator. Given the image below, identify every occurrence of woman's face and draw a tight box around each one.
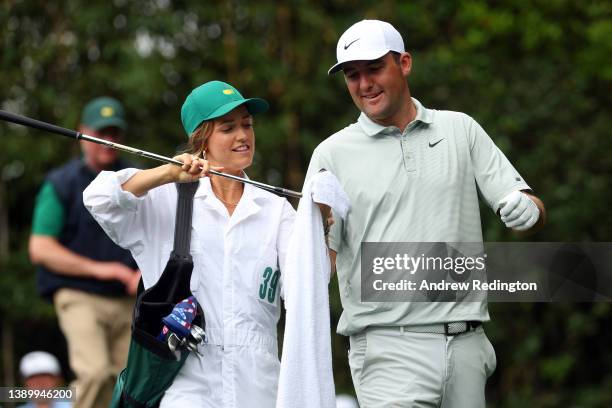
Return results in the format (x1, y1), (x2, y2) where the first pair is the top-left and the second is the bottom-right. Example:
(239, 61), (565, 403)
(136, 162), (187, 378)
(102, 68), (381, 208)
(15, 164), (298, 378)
(206, 105), (255, 173)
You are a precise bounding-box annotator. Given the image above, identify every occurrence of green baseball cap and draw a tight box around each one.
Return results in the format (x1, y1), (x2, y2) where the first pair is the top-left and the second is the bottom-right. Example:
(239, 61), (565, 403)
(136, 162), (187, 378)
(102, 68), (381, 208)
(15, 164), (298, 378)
(181, 80), (269, 135)
(81, 96), (127, 131)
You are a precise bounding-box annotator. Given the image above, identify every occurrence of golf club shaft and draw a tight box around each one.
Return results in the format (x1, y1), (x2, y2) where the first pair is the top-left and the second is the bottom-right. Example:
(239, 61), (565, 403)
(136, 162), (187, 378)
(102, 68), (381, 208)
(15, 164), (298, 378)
(0, 109), (302, 198)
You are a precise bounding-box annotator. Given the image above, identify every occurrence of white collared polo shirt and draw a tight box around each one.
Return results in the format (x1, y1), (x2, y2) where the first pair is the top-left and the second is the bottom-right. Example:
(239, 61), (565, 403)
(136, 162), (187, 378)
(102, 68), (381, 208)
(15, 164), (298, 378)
(306, 98), (530, 336)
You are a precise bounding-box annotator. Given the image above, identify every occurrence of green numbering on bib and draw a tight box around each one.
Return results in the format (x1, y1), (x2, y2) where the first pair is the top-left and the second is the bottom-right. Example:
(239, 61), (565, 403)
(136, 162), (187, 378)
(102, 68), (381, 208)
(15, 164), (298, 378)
(259, 267), (280, 303)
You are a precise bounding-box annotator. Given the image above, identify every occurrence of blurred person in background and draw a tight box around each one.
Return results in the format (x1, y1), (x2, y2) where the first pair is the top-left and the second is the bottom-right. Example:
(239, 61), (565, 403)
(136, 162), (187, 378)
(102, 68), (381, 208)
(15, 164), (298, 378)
(18, 351), (72, 408)
(28, 97), (140, 408)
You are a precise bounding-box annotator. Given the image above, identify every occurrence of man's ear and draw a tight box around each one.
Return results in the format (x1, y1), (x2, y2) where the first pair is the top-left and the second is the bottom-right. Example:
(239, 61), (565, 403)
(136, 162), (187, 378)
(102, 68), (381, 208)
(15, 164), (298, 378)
(400, 52), (412, 76)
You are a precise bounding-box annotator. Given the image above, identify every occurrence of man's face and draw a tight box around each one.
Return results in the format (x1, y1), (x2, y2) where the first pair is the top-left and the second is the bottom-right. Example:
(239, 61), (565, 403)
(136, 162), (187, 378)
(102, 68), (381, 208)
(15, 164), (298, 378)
(79, 126), (122, 171)
(24, 373), (61, 389)
(342, 52), (412, 127)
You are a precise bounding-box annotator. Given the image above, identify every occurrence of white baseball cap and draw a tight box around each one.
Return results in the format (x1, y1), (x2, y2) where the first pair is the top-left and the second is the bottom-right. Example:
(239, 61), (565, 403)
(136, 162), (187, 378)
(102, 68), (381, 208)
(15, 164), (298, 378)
(328, 19), (405, 74)
(19, 351), (62, 378)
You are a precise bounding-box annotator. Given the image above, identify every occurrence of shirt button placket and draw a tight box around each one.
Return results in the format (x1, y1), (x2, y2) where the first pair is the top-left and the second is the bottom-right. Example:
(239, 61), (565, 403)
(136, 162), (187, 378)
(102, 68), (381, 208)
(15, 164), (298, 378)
(401, 128), (417, 173)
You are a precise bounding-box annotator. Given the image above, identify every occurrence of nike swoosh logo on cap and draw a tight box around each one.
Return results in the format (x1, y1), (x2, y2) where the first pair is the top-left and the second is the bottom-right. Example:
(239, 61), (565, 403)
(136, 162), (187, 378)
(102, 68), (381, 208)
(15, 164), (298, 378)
(428, 139), (444, 148)
(344, 38), (360, 50)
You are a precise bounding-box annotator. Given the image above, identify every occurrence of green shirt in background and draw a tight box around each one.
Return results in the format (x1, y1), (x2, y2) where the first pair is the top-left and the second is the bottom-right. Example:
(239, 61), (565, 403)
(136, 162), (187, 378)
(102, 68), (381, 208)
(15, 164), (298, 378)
(306, 98), (530, 336)
(32, 181), (65, 237)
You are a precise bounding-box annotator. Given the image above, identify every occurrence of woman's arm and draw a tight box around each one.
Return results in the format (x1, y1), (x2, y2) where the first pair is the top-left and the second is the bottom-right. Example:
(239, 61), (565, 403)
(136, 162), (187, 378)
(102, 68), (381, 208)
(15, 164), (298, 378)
(121, 154), (214, 197)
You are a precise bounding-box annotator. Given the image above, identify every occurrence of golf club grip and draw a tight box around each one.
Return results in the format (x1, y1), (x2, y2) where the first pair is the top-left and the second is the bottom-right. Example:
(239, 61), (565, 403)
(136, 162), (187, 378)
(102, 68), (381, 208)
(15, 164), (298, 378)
(0, 110), (79, 139)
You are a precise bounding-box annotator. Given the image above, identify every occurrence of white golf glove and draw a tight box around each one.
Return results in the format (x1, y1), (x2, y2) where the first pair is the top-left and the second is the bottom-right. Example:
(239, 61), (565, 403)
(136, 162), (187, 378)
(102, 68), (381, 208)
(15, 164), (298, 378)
(498, 191), (540, 231)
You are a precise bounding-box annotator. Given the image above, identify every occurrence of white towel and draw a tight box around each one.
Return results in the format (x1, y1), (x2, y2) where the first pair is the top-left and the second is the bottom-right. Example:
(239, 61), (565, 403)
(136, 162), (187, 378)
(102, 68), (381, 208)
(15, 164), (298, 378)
(276, 171), (350, 408)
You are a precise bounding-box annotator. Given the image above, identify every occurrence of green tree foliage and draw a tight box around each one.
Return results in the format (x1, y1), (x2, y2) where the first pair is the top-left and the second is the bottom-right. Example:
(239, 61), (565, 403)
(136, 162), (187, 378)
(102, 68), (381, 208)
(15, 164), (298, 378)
(1, 1), (610, 405)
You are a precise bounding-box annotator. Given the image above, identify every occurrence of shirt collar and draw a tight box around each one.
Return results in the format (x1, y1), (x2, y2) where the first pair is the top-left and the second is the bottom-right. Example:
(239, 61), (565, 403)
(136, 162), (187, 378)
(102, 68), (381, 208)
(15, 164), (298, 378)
(357, 97), (434, 137)
(194, 172), (272, 205)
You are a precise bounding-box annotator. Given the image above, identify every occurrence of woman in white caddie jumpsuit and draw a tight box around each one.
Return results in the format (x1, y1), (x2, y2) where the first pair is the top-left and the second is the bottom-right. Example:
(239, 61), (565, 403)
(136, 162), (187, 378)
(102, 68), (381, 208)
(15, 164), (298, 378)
(83, 81), (302, 407)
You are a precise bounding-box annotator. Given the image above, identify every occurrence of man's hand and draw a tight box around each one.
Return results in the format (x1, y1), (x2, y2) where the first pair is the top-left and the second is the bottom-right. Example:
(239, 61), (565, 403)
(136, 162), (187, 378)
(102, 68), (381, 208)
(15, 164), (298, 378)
(94, 262), (141, 295)
(498, 191), (540, 231)
(93, 261), (135, 281)
(125, 270), (142, 296)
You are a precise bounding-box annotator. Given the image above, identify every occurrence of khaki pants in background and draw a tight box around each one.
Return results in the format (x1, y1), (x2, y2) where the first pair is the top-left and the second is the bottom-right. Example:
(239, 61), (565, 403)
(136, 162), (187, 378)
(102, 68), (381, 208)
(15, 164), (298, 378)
(54, 288), (134, 408)
(349, 326), (497, 408)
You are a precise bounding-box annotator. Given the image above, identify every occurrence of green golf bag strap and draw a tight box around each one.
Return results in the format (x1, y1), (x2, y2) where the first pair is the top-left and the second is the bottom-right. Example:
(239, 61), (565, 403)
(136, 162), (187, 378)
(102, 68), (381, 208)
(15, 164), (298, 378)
(111, 181), (201, 408)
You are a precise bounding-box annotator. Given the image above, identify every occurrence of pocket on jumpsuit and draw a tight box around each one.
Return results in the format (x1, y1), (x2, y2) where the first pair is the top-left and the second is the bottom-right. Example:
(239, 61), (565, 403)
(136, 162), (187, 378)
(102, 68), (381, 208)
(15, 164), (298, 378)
(236, 348), (280, 407)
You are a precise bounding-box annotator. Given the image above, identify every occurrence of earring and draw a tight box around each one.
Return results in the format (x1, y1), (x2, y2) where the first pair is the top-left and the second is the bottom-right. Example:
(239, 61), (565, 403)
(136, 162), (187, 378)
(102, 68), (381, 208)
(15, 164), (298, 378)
(202, 149), (207, 160)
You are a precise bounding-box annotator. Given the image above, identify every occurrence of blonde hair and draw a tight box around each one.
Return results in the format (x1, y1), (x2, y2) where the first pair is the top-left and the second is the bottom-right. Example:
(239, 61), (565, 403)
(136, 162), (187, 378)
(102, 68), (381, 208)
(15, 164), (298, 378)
(186, 121), (214, 157)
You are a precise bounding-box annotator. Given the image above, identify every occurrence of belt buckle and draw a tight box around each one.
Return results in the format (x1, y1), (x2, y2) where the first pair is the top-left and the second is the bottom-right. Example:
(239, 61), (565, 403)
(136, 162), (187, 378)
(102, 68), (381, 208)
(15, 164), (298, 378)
(444, 322), (467, 336)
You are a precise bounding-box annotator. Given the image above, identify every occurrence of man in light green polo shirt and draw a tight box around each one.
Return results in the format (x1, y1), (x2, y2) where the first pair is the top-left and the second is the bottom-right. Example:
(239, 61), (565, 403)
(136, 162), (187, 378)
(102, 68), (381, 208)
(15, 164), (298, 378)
(306, 20), (546, 407)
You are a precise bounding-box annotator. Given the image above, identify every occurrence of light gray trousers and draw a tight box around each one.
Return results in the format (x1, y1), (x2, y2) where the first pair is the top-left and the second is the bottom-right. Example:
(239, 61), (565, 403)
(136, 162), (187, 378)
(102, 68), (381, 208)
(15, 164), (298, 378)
(349, 326), (497, 408)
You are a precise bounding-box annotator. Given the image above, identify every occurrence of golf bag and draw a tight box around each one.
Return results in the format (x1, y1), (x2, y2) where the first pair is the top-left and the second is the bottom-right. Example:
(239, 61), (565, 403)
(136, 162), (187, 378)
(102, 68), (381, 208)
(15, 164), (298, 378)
(111, 181), (204, 408)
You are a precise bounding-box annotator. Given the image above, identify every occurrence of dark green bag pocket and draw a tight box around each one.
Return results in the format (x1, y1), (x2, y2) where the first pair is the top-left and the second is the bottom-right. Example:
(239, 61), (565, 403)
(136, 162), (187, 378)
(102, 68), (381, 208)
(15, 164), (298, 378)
(110, 253), (204, 408)
(111, 331), (189, 408)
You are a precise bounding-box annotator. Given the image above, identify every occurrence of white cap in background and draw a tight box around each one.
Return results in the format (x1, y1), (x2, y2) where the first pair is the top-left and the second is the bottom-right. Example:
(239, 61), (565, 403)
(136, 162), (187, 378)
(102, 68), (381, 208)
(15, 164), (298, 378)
(19, 351), (62, 378)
